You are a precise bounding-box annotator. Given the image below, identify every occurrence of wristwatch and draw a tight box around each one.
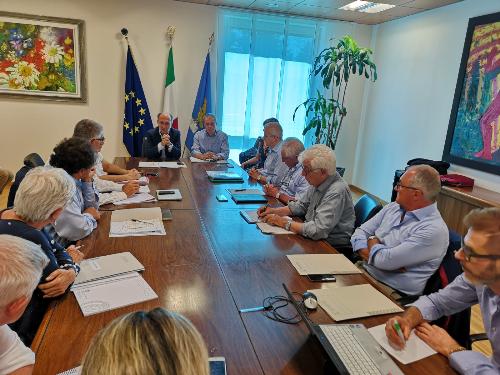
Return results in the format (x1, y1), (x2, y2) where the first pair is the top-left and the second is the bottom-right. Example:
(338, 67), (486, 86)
(448, 346), (466, 357)
(284, 219), (292, 231)
(368, 235), (378, 241)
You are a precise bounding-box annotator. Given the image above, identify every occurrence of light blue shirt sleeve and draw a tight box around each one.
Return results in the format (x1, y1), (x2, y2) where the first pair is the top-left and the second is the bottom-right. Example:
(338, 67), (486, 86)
(351, 206), (387, 251)
(450, 351), (499, 375)
(217, 132), (229, 160)
(191, 132), (202, 154)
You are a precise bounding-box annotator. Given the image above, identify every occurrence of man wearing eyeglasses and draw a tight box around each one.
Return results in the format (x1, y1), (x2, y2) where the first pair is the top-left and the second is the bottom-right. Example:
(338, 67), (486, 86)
(258, 144), (354, 247)
(350, 165), (448, 297)
(143, 113), (181, 160)
(385, 207), (500, 374)
(248, 122), (288, 186)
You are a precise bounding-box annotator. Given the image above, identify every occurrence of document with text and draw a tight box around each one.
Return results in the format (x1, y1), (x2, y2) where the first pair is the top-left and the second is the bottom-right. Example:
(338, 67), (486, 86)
(287, 254), (362, 275)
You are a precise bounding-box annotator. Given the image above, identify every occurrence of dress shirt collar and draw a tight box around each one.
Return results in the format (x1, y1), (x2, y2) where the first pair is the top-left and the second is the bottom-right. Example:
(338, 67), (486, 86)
(270, 141), (283, 153)
(316, 173), (338, 193)
(403, 202), (439, 221)
(205, 129), (218, 137)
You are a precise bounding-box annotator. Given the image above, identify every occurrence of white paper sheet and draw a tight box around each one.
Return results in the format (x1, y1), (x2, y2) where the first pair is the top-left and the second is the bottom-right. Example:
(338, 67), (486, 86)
(311, 284), (403, 321)
(110, 208), (165, 237)
(190, 156), (228, 164)
(368, 324), (437, 364)
(257, 222), (294, 235)
(72, 272), (158, 316)
(113, 193), (156, 205)
(138, 161), (160, 167)
(158, 161), (187, 168)
(228, 188), (264, 195)
(287, 254), (362, 275)
(139, 185), (150, 193)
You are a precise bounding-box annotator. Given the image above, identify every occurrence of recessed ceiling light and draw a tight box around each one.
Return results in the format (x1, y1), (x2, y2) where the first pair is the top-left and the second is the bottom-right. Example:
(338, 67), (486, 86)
(339, 1), (395, 13)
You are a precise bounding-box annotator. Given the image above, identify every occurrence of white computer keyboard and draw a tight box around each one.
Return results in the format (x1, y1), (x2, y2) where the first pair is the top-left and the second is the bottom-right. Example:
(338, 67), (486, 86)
(321, 325), (382, 375)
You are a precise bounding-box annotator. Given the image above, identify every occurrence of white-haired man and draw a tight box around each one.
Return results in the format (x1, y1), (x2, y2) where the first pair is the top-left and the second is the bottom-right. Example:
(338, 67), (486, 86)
(351, 165), (449, 297)
(191, 114), (229, 160)
(0, 235), (49, 375)
(248, 122), (288, 186)
(262, 137), (310, 204)
(258, 144), (355, 247)
(385, 208), (500, 374)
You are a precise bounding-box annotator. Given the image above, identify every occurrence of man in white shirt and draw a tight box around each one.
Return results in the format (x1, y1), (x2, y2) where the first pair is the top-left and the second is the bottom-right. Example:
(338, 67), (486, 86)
(0, 235), (49, 375)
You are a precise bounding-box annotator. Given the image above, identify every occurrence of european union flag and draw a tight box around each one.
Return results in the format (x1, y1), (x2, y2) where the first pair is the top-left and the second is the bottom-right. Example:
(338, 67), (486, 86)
(186, 53), (212, 150)
(123, 46), (154, 156)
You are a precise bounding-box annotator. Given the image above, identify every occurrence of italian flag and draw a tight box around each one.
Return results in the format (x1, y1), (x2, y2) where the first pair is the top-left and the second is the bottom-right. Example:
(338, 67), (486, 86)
(163, 46), (178, 129)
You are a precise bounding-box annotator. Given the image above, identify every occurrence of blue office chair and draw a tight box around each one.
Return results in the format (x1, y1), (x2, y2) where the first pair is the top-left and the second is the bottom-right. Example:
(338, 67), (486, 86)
(354, 194), (383, 228)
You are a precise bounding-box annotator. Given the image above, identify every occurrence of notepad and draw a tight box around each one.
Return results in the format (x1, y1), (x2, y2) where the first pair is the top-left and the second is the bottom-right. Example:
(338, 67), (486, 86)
(110, 208), (166, 237)
(206, 171), (244, 183)
(57, 366), (81, 375)
(310, 284), (403, 321)
(368, 324), (437, 364)
(138, 161), (186, 168)
(74, 252), (144, 286)
(72, 272), (158, 316)
(228, 188), (264, 195)
(257, 222), (294, 235)
(287, 254), (362, 275)
(113, 193), (156, 205)
(240, 210), (260, 223)
(190, 156), (228, 163)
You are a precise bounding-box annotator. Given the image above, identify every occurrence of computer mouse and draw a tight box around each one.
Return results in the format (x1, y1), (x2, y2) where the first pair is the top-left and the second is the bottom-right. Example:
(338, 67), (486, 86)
(303, 291), (318, 310)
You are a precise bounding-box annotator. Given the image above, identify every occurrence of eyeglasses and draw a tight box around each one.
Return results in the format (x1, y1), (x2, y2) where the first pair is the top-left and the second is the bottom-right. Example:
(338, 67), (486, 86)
(302, 167), (321, 176)
(92, 137), (105, 143)
(395, 182), (421, 192)
(458, 237), (500, 262)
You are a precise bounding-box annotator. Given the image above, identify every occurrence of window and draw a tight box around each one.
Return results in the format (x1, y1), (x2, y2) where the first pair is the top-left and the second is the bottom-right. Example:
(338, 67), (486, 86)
(217, 11), (318, 159)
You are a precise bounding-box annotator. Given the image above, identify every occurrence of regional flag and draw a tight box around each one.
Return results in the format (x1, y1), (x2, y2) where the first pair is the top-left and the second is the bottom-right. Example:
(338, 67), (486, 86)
(123, 46), (154, 156)
(162, 46), (178, 129)
(186, 53), (211, 150)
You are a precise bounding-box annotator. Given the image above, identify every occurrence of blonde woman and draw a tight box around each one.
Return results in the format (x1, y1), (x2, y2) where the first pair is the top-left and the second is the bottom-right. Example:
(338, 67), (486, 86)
(81, 308), (209, 375)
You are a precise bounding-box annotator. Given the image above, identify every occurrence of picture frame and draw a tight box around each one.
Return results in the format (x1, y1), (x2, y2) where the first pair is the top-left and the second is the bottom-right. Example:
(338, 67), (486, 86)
(442, 11), (500, 176)
(0, 11), (86, 102)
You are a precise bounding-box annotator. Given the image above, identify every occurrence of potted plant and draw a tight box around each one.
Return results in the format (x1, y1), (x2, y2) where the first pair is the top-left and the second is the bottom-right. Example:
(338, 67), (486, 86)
(294, 35), (377, 150)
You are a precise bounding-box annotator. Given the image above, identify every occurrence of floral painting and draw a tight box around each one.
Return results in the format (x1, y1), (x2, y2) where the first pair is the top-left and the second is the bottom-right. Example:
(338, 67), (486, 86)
(443, 11), (500, 176)
(0, 12), (86, 101)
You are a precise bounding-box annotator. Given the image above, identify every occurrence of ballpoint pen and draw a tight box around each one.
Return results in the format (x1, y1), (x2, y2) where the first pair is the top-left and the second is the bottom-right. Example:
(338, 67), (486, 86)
(131, 218), (154, 225)
(393, 321), (406, 347)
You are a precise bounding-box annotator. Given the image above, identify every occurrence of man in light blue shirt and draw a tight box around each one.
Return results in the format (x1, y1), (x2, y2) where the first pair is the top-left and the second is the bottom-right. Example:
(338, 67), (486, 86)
(385, 207), (500, 375)
(351, 165), (448, 296)
(191, 114), (229, 160)
(263, 137), (310, 204)
(249, 122), (288, 185)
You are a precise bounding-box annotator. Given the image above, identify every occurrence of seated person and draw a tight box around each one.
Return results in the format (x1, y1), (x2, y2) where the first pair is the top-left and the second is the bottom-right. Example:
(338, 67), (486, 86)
(73, 119), (139, 205)
(0, 167), (83, 345)
(74, 119), (140, 182)
(49, 137), (100, 247)
(0, 235), (49, 374)
(351, 165), (448, 297)
(191, 114), (229, 161)
(248, 122), (288, 185)
(262, 137), (310, 204)
(81, 308), (209, 375)
(143, 112), (181, 160)
(258, 144), (355, 247)
(240, 117), (278, 169)
(385, 207), (500, 374)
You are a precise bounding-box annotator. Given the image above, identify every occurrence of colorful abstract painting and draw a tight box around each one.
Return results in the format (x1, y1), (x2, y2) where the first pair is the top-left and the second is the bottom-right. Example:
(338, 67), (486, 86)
(0, 12), (86, 101)
(443, 12), (500, 176)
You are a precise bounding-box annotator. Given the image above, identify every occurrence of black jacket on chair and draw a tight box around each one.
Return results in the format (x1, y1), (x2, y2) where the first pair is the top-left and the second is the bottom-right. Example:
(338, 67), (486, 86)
(143, 127), (181, 160)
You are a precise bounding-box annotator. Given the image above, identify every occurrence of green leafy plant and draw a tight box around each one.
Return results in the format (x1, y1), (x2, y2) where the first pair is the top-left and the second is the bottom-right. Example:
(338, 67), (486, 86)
(294, 35), (377, 149)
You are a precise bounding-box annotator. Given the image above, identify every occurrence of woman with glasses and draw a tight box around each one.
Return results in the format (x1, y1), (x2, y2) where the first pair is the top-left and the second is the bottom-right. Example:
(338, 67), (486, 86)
(385, 207), (500, 375)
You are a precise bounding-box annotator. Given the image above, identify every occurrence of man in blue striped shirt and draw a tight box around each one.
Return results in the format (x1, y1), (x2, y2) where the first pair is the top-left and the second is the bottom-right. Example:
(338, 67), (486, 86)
(191, 114), (229, 161)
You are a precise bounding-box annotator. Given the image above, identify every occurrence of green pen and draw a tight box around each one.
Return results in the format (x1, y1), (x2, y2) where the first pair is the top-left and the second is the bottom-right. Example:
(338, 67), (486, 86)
(394, 321), (406, 346)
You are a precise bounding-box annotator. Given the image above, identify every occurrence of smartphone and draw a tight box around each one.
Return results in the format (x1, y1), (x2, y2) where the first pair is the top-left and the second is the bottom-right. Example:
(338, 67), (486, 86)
(161, 208), (173, 221)
(307, 274), (336, 282)
(176, 161), (184, 165)
(209, 357), (227, 375)
(158, 190), (176, 195)
(216, 194), (228, 202)
(145, 172), (158, 177)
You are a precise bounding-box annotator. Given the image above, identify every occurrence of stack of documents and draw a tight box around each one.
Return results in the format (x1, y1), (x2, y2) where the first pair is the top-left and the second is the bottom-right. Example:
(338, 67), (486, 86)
(110, 207), (166, 237)
(138, 161), (187, 168)
(310, 284), (403, 321)
(240, 210), (259, 223)
(368, 324), (436, 364)
(190, 156), (228, 164)
(287, 254), (362, 275)
(257, 221), (294, 235)
(71, 271), (158, 316)
(228, 188), (267, 203)
(114, 192), (156, 205)
(206, 171), (244, 183)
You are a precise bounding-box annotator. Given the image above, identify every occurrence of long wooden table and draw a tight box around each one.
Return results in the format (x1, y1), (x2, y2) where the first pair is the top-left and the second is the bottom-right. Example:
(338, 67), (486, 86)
(32, 158), (456, 375)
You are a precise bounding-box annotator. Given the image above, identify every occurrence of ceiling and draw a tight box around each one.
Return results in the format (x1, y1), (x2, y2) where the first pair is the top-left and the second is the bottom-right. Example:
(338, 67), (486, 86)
(173, 0), (464, 24)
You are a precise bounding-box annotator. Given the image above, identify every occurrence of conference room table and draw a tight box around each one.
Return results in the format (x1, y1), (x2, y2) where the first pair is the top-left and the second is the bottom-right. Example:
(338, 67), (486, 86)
(32, 158), (456, 375)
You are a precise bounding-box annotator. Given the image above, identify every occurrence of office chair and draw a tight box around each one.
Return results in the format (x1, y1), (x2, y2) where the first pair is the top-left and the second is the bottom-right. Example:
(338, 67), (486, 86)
(141, 137), (148, 158)
(354, 194), (383, 228)
(7, 153), (45, 207)
(336, 167), (345, 177)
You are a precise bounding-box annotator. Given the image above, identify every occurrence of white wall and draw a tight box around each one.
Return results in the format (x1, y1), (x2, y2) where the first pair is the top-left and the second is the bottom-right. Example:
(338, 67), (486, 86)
(354, 0), (500, 202)
(0, 0), (217, 172)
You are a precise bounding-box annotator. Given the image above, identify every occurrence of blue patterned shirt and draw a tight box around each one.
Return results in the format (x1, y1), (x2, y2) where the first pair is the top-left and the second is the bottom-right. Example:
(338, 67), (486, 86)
(259, 141), (288, 185)
(191, 129), (229, 160)
(279, 163), (310, 201)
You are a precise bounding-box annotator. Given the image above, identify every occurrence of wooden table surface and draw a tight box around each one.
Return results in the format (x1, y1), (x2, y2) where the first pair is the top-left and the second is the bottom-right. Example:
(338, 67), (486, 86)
(32, 158), (455, 375)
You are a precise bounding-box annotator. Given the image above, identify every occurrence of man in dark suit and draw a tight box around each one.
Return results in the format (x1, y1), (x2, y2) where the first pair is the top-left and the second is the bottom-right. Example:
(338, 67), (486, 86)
(143, 113), (181, 160)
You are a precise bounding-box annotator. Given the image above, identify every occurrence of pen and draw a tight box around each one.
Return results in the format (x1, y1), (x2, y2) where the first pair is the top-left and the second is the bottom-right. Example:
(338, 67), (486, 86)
(239, 306), (266, 313)
(131, 218), (154, 225)
(393, 321), (406, 346)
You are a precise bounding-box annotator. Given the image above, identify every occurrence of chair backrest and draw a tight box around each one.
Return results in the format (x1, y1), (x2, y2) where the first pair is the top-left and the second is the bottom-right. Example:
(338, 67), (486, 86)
(354, 194), (382, 228)
(23, 153), (45, 168)
(336, 167), (345, 177)
(141, 136), (148, 158)
(423, 230), (471, 347)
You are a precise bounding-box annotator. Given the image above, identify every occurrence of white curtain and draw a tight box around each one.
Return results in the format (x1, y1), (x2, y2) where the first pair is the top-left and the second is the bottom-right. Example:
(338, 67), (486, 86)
(217, 10), (318, 157)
